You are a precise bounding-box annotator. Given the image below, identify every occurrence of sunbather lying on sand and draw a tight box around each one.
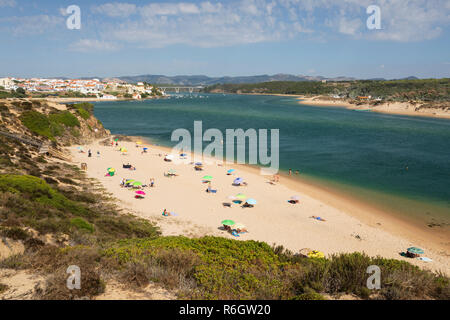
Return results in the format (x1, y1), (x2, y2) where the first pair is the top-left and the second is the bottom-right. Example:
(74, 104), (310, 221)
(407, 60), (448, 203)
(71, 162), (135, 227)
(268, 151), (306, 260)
(311, 216), (326, 221)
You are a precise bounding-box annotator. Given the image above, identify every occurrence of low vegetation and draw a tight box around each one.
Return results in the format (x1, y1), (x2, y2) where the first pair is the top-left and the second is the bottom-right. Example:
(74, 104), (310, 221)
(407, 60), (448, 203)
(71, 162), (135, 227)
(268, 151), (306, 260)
(204, 78), (450, 102)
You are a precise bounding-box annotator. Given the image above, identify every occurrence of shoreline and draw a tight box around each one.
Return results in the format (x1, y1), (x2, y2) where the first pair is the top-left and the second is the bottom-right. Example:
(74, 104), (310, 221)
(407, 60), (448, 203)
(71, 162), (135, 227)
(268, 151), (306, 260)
(135, 136), (450, 254)
(40, 96), (167, 104)
(69, 137), (449, 274)
(297, 96), (450, 119)
(217, 92), (450, 119)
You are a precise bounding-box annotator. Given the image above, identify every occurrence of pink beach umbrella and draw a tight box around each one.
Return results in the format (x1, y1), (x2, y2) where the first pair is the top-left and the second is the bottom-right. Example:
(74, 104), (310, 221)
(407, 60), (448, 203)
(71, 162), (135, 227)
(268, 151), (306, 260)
(135, 191), (146, 196)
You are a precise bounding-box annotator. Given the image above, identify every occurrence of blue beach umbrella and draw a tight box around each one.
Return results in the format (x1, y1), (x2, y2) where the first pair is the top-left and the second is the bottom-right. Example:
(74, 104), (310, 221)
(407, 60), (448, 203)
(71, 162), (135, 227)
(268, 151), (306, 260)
(227, 169), (235, 174)
(246, 198), (257, 205)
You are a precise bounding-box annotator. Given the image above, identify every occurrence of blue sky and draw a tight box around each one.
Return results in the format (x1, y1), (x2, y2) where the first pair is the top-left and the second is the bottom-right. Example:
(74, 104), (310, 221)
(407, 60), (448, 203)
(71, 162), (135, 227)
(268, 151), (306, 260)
(0, 0), (449, 79)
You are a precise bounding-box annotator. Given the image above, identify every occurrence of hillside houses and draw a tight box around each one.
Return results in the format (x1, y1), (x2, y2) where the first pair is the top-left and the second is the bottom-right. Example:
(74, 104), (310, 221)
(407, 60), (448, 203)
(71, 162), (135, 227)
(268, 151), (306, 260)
(0, 77), (161, 99)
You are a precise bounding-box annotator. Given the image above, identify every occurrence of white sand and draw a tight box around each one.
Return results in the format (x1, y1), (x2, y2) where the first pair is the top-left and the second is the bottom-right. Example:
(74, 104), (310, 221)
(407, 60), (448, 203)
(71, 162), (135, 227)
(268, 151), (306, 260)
(69, 140), (449, 274)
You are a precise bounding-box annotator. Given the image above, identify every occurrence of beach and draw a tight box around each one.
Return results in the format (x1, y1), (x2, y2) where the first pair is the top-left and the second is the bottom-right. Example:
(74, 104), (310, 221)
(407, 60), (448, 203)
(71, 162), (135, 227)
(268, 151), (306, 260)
(69, 139), (450, 274)
(297, 96), (450, 119)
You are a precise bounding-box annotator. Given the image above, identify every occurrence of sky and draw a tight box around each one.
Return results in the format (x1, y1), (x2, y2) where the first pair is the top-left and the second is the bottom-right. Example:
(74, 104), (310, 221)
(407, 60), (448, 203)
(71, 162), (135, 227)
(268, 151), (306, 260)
(0, 0), (449, 79)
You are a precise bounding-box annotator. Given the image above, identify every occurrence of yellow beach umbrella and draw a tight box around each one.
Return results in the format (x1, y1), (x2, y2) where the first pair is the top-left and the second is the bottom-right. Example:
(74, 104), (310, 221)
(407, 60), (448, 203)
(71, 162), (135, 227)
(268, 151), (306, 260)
(307, 250), (325, 259)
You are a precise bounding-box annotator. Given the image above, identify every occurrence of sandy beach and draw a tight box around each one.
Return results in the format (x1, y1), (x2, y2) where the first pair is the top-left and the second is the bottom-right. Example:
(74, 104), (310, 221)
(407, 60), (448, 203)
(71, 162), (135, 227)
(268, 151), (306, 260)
(69, 139), (449, 274)
(297, 96), (450, 119)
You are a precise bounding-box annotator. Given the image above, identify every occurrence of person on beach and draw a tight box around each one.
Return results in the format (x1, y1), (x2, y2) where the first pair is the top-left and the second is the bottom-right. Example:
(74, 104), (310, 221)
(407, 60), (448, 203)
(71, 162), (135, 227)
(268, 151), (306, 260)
(97, 151), (100, 157)
(295, 170), (299, 175)
(88, 149), (92, 157)
(289, 169), (292, 176)
(150, 178), (155, 188)
(162, 209), (171, 217)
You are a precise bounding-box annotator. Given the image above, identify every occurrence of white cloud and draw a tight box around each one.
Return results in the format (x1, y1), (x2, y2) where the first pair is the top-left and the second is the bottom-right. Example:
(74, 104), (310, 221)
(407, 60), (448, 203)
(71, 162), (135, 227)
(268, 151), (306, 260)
(3, 0), (448, 49)
(92, 2), (137, 17)
(0, 0), (16, 7)
(69, 39), (119, 52)
(338, 17), (362, 35)
(0, 15), (64, 35)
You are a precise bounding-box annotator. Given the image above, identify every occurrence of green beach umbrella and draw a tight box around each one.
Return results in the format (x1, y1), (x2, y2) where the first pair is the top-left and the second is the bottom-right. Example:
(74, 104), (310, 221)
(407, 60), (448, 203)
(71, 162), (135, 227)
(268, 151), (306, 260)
(107, 167), (115, 172)
(132, 181), (143, 187)
(114, 138), (119, 141)
(221, 220), (235, 226)
(236, 193), (247, 200)
(126, 179), (135, 183)
(407, 247), (424, 255)
(202, 175), (213, 180)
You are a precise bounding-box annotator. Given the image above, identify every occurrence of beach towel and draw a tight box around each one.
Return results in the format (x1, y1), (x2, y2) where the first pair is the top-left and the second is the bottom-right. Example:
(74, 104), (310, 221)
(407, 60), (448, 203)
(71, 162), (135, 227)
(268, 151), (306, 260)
(417, 257), (432, 262)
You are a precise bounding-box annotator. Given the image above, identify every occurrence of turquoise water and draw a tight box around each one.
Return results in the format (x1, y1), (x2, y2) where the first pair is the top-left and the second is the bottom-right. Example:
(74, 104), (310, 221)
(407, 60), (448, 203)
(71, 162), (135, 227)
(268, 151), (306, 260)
(93, 94), (450, 225)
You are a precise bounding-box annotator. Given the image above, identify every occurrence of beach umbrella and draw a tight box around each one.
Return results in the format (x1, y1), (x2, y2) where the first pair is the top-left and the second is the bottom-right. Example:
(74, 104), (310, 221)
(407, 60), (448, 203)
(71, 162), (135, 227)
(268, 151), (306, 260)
(114, 138), (119, 141)
(233, 177), (243, 185)
(143, 147), (148, 150)
(195, 162), (203, 166)
(120, 147), (127, 152)
(221, 219), (235, 226)
(126, 179), (135, 183)
(236, 193), (246, 200)
(132, 181), (143, 187)
(291, 195), (300, 201)
(165, 154), (174, 160)
(180, 153), (187, 157)
(246, 198), (257, 205)
(168, 169), (176, 174)
(202, 175), (213, 180)
(135, 191), (146, 196)
(227, 169), (235, 174)
(233, 223), (246, 229)
(307, 250), (325, 259)
(107, 167), (115, 172)
(136, 141), (142, 145)
(407, 247), (424, 255)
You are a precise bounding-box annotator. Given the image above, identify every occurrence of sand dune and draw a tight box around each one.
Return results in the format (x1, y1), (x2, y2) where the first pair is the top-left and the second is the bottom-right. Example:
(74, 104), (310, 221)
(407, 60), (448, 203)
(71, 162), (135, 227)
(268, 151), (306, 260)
(69, 140), (449, 274)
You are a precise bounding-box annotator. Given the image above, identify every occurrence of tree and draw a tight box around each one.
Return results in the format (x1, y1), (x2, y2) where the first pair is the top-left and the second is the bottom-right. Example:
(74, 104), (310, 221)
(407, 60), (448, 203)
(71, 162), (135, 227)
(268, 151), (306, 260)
(16, 87), (26, 95)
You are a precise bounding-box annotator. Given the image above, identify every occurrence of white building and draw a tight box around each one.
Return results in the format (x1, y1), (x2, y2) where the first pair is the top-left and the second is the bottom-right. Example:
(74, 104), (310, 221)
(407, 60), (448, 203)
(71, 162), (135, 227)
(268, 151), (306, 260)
(0, 78), (14, 90)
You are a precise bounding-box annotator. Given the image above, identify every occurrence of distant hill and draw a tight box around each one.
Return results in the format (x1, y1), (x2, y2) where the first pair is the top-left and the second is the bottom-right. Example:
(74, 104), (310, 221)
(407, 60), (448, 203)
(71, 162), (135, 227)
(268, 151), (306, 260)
(113, 73), (356, 85)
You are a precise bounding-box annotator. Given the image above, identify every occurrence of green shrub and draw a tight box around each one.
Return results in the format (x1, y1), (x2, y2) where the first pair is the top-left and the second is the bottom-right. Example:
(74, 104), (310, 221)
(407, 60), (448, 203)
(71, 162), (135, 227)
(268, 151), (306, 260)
(292, 292), (327, 300)
(19, 111), (53, 139)
(49, 111), (80, 128)
(76, 107), (91, 120)
(70, 217), (95, 233)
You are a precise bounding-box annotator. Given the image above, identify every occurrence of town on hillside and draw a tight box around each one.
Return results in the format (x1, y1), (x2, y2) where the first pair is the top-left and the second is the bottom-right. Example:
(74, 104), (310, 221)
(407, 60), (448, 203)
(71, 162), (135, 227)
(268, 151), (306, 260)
(0, 77), (165, 100)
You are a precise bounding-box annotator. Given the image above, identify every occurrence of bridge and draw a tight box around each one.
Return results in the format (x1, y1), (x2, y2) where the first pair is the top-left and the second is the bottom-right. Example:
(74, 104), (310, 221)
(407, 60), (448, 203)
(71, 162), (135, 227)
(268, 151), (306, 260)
(158, 86), (204, 94)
